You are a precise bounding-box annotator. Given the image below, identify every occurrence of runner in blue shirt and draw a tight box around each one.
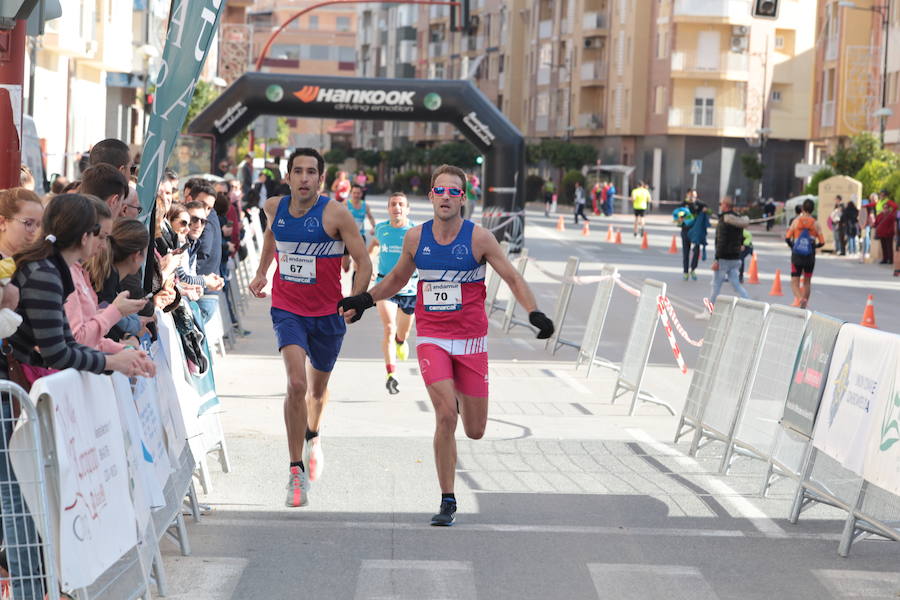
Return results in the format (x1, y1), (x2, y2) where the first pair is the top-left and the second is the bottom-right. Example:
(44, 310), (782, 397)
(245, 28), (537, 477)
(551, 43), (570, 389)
(368, 192), (417, 394)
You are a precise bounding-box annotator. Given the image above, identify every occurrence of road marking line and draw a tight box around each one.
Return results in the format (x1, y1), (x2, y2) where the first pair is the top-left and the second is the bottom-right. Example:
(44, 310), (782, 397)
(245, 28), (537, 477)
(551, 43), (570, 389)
(627, 428), (788, 537)
(212, 517), (834, 541)
(163, 556), (248, 600)
(588, 563), (720, 600)
(354, 560), (476, 600)
(551, 369), (591, 395)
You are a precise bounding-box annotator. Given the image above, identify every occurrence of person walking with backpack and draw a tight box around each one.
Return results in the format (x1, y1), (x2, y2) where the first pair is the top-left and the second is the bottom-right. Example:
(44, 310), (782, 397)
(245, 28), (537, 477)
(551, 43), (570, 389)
(785, 198), (825, 308)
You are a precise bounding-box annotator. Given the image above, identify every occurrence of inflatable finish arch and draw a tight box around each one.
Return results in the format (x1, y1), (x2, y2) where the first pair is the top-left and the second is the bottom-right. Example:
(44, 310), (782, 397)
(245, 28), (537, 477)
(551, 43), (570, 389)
(188, 73), (526, 250)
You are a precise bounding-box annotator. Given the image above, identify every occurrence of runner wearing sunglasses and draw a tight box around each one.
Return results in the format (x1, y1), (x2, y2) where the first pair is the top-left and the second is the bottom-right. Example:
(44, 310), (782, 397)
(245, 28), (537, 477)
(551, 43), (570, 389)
(338, 164), (554, 526)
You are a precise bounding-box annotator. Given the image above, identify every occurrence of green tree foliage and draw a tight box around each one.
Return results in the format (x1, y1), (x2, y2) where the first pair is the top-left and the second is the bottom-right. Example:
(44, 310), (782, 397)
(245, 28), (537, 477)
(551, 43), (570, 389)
(803, 167), (834, 195)
(827, 133), (899, 175)
(355, 149), (382, 168)
(527, 140), (598, 170)
(525, 174), (545, 203)
(740, 154), (764, 181)
(324, 148), (348, 164)
(561, 169), (586, 204)
(427, 142), (480, 169)
(879, 170), (900, 203)
(854, 159), (894, 199)
(182, 80), (219, 133)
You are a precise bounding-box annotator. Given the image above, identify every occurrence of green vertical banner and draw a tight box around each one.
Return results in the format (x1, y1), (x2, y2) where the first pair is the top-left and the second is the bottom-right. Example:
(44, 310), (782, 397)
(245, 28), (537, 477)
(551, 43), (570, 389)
(136, 0), (225, 218)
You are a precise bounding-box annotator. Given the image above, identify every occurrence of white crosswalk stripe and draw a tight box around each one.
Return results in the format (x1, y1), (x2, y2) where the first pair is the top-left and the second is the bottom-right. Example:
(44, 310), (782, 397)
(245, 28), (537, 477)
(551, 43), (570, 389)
(588, 563), (720, 600)
(354, 560), (477, 600)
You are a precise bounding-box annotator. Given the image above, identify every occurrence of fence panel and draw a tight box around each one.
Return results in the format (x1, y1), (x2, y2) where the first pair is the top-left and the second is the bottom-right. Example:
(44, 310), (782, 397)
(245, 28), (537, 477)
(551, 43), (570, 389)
(501, 249), (530, 332)
(725, 305), (810, 473)
(689, 299), (767, 457)
(485, 241), (509, 315)
(610, 279), (673, 416)
(2, 381), (57, 600)
(575, 265), (618, 377)
(674, 297), (735, 444)
(546, 256), (580, 354)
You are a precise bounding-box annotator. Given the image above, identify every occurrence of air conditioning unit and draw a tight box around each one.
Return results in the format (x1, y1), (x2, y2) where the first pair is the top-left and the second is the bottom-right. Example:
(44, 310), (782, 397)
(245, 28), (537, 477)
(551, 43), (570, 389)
(730, 36), (748, 52)
(732, 25), (749, 36)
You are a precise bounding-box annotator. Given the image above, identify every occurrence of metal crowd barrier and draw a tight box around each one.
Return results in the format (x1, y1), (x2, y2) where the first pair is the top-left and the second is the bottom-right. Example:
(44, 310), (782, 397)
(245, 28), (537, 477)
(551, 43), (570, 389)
(573, 265), (618, 377)
(544, 256), (580, 354)
(610, 279), (674, 416)
(0, 380), (58, 600)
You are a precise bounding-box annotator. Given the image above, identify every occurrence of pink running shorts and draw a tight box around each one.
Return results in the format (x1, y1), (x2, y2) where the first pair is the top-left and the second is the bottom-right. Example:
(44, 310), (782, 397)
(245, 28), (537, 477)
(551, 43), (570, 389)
(416, 342), (489, 398)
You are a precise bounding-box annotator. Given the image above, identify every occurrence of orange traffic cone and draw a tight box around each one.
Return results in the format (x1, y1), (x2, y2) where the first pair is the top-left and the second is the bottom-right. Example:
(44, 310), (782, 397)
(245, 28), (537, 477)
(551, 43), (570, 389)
(614, 229), (622, 244)
(748, 252), (760, 284)
(860, 294), (877, 328)
(606, 224), (614, 242)
(581, 222), (590, 236)
(769, 269), (784, 296)
(556, 216), (565, 231)
(668, 235), (678, 254)
(641, 231), (649, 249)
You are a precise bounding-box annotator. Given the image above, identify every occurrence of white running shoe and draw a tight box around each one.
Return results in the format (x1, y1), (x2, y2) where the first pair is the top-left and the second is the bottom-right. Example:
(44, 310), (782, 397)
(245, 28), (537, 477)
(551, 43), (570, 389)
(307, 437), (324, 482)
(285, 466), (309, 507)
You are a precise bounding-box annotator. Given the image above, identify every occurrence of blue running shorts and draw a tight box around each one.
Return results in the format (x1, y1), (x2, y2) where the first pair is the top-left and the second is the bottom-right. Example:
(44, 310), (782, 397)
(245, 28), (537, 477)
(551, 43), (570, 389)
(388, 294), (417, 316)
(270, 308), (346, 372)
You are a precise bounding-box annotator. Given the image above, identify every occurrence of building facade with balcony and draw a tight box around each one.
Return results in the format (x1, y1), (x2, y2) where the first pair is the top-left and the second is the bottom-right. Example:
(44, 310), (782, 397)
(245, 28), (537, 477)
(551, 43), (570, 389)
(23, 0), (166, 179)
(598, 0), (817, 205)
(520, 0), (612, 146)
(355, 0), (525, 152)
(810, 0), (893, 157)
(248, 0), (358, 151)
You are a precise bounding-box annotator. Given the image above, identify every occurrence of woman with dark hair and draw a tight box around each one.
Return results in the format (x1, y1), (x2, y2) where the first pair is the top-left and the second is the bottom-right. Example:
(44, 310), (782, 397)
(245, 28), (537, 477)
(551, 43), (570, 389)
(85, 218), (157, 340)
(65, 198), (146, 351)
(2, 194), (153, 599)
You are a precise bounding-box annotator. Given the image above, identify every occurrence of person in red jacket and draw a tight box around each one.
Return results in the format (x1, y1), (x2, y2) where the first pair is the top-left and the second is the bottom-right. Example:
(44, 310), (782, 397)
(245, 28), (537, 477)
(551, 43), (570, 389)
(874, 199), (897, 266)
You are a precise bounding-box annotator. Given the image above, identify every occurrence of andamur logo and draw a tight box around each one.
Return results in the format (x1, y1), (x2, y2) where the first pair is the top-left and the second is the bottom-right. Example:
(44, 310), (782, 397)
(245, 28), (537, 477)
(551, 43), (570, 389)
(880, 389), (900, 451)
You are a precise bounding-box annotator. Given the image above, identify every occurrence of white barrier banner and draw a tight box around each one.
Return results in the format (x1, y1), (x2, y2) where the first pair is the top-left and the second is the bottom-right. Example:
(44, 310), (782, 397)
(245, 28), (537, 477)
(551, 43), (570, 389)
(812, 325), (898, 476)
(862, 342), (900, 496)
(111, 374), (164, 527)
(32, 370), (138, 590)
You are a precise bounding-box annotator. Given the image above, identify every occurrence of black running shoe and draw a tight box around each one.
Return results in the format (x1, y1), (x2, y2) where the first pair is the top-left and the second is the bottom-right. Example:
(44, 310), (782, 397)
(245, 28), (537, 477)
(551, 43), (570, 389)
(386, 375), (399, 395)
(430, 500), (457, 526)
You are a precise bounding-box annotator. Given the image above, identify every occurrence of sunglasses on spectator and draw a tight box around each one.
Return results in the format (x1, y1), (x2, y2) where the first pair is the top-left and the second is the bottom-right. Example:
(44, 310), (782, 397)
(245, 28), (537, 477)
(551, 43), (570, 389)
(90, 222), (102, 236)
(12, 217), (39, 232)
(174, 218), (188, 227)
(431, 186), (464, 197)
(124, 203), (142, 215)
(190, 215), (208, 225)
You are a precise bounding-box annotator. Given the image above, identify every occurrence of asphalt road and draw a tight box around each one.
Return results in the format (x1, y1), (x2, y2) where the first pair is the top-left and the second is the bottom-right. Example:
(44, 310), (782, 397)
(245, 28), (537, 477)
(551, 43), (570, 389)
(160, 195), (900, 600)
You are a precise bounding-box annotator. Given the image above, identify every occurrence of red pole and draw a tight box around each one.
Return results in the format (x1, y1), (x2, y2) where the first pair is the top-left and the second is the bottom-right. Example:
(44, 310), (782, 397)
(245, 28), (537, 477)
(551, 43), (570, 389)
(0, 21), (26, 190)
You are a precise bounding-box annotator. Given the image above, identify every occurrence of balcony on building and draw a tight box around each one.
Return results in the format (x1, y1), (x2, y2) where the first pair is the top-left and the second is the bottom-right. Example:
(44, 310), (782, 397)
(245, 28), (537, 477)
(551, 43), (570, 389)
(539, 20), (553, 39)
(582, 12), (608, 32)
(672, 0), (752, 23)
(579, 61), (607, 85)
(820, 100), (836, 128)
(668, 106), (747, 134)
(537, 66), (551, 86)
(670, 51), (749, 79)
(577, 113), (604, 131)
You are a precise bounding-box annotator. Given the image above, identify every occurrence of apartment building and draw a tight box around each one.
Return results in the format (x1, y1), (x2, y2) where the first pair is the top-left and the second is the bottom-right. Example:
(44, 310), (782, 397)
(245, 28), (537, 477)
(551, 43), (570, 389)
(23, 0), (167, 178)
(248, 0), (358, 149)
(355, 0), (526, 151)
(812, 0), (900, 155)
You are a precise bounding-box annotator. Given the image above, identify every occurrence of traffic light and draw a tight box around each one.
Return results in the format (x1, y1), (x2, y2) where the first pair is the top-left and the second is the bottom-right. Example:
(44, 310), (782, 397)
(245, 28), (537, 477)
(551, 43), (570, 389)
(475, 156), (483, 165)
(751, 0), (779, 19)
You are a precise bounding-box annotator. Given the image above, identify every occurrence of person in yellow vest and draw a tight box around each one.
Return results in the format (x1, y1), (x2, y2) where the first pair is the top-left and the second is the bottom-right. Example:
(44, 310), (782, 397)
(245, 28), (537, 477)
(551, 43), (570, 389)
(630, 181), (651, 237)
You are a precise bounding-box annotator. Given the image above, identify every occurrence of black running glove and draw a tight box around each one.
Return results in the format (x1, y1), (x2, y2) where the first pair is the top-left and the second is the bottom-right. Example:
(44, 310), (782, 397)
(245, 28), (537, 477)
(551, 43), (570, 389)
(337, 292), (375, 323)
(529, 311), (555, 339)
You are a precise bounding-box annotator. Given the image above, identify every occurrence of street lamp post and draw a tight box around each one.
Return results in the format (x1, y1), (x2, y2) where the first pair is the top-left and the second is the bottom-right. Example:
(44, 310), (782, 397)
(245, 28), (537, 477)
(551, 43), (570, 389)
(838, 1), (892, 146)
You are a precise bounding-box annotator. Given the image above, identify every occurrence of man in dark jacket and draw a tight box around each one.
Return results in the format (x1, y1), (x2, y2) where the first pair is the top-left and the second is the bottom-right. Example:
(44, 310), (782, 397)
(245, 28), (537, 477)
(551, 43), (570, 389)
(192, 182), (225, 324)
(709, 196), (750, 309)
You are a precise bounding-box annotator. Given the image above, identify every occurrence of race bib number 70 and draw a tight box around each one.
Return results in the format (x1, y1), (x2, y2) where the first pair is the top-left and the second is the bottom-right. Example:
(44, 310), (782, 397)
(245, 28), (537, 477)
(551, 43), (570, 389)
(280, 254), (316, 284)
(422, 281), (461, 312)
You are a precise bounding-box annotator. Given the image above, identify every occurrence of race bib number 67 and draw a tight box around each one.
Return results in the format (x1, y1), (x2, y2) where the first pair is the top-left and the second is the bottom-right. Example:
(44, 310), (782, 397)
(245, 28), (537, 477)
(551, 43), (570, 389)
(280, 254), (316, 284)
(423, 281), (461, 312)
